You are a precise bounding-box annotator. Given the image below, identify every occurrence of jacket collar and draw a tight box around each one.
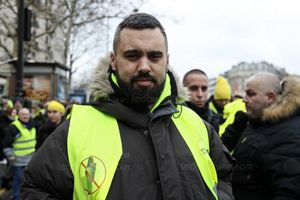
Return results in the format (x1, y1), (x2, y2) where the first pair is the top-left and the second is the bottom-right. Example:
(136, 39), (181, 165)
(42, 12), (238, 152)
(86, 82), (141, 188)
(262, 75), (300, 122)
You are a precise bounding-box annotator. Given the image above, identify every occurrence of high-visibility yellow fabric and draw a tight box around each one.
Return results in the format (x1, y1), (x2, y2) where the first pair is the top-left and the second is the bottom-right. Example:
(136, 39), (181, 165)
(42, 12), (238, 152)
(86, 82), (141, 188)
(68, 104), (218, 199)
(172, 105), (218, 200)
(219, 98), (246, 136)
(12, 120), (36, 156)
(68, 105), (122, 200)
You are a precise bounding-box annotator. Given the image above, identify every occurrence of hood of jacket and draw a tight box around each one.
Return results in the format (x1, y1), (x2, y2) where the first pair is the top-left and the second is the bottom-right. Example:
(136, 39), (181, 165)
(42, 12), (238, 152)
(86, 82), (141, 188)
(89, 54), (188, 105)
(262, 75), (300, 122)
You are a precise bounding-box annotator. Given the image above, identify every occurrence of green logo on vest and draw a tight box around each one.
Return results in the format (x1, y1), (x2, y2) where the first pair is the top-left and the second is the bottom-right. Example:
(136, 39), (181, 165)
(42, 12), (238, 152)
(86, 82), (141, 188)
(79, 156), (106, 195)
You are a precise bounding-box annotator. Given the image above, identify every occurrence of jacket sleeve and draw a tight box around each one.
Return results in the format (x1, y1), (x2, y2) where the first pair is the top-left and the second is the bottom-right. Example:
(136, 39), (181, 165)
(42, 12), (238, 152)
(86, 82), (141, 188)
(205, 121), (235, 200)
(2, 125), (19, 158)
(221, 111), (248, 152)
(21, 120), (74, 200)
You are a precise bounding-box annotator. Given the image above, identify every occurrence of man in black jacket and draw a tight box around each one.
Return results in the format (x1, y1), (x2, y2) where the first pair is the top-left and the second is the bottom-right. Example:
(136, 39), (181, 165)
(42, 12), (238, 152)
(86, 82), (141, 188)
(22, 13), (234, 200)
(227, 72), (300, 200)
(182, 69), (220, 132)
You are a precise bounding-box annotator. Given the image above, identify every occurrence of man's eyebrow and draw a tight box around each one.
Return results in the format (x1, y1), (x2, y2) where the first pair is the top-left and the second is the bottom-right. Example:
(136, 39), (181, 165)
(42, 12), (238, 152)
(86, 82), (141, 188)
(123, 49), (142, 55)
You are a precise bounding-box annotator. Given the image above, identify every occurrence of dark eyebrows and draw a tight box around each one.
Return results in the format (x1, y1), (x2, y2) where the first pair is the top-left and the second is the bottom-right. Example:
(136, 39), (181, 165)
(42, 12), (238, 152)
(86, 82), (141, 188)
(189, 85), (208, 91)
(123, 49), (142, 56)
(122, 49), (164, 59)
(148, 50), (163, 56)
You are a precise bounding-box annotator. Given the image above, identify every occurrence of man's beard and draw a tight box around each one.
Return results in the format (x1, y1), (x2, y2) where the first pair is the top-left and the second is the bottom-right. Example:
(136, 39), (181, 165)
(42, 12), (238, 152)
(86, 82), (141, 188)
(115, 71), (165, 108)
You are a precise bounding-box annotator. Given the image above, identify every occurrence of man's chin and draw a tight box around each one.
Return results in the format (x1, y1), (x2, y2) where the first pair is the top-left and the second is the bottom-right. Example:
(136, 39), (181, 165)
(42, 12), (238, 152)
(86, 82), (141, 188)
(195, 102), (205, 107)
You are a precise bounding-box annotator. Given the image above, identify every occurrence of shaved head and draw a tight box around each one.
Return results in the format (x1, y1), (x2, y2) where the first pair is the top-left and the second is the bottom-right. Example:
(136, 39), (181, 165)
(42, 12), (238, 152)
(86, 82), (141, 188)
(244, 72), (282, 119)
(246, 72), (281, 95)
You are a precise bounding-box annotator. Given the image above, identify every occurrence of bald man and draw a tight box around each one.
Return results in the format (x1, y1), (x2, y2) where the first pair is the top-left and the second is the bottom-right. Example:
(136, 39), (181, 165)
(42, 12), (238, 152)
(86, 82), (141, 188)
(229, 72), (300, 200)
(3, 108), (36, 200)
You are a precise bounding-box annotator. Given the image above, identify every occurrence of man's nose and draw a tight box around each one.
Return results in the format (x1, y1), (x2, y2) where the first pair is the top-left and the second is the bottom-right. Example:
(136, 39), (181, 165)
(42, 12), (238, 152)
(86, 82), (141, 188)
(137, 57), (151, 72)
(196, 89), (203, 96)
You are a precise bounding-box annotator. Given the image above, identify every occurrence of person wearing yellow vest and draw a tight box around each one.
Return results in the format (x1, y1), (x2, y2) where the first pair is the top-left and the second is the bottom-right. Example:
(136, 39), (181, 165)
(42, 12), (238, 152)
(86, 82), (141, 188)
(218, 98), (246, 136)
(3, 108), (36, 200)
(209, 76), (232, 119)
(22, 13), (234, 200)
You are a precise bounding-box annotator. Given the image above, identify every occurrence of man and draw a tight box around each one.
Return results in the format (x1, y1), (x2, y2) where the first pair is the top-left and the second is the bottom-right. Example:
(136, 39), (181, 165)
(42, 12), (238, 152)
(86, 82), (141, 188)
(209, 76), (232, 117)
(208, 76), (245, 136)
(182, 69), (220, 132)
(3, 108), (36, 200)
(22, 13), (233, 200)
(230, 72), (300, 199)
(0, 99), (15, 191)
(36, 100), (65, 149)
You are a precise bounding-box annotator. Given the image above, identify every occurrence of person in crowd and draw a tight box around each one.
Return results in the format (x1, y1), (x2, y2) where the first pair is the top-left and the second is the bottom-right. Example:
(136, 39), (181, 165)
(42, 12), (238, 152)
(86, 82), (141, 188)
(13, 98), (23, 114)
(0, 99), (15, 190)
(208, 76), (245, 136)
(182, 69), (220, 132)
(21, 13), (234, 200)
(209, 76), (232, 118)
(0, 99), (15, 161)
(31, 102), (47, 131)
(218, 96), (246, 136)
(3, 108), (36, 200)
(224, 72), (300, 199)
(36, 100), (65, 149)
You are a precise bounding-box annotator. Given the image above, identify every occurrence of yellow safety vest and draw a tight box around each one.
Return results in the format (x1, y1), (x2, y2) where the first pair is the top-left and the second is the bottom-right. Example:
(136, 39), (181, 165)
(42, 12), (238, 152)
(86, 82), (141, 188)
(12, 120), (36, 156)
(218, 98), (246, 136)
(68, 105), (218, 200)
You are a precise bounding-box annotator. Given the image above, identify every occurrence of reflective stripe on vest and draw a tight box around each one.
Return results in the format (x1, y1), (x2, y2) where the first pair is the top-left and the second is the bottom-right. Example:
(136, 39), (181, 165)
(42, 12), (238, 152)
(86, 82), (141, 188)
(12, 120), (36, 156)
(68, 105), (218, 200)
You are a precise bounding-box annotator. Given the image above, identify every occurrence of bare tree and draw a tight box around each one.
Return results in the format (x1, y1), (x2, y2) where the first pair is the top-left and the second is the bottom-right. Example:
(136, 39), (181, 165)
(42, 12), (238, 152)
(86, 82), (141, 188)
(0, 0), (145, 88)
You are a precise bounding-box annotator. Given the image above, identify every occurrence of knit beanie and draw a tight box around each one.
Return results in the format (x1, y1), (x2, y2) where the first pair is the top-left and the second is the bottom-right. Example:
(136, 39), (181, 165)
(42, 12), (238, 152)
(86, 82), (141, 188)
(214, 76), (231, 100)
(47, 100), (65, 114)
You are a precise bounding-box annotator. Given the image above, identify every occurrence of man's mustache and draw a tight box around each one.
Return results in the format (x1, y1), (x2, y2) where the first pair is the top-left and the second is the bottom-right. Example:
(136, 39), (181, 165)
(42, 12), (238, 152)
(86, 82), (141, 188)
(131, 73), (157, 83)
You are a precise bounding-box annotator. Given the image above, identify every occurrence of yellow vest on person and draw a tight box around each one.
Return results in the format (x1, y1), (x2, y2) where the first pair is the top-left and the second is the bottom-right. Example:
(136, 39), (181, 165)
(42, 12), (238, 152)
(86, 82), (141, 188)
(218, 98), (246, 136)
(12, 120), (36, 156)
(68, 104), (218, 200)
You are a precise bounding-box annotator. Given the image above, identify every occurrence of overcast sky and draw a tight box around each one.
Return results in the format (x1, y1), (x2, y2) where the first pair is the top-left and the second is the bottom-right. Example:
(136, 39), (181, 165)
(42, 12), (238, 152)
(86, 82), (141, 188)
(136, 0), (300, 79)
(74, 0), (300, 83)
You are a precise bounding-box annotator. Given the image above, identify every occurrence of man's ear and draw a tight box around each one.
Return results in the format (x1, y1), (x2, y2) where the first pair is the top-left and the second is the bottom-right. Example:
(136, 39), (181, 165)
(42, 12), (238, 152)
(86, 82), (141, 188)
(110, 51), (116, 71)
(166, 53), (169, 72)
(266, 91), (277, 105)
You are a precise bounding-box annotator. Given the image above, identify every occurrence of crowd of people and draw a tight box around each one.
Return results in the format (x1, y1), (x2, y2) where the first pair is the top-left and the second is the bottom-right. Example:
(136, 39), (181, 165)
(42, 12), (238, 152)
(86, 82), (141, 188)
(0, 98), (67, 199)
(0, 12), (300, 200)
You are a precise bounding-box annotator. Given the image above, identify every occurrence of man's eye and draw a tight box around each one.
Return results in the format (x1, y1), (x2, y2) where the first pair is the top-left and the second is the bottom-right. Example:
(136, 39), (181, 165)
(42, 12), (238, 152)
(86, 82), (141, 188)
(189, 86), (199, 91)
(201, 86), (207, 92)
(125, 54), (139, 60)
(246, 92), (255, 97)
(148, 52), (163, 60)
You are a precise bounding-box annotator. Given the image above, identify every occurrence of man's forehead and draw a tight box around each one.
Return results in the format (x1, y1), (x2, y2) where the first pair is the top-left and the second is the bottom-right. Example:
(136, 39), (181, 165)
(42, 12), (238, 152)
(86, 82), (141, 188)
(119, 28), (165, 44)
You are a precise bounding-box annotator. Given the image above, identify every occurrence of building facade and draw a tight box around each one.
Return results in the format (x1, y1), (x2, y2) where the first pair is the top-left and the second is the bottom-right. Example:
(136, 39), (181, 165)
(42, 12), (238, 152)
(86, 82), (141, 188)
(208, 61), (287, 98)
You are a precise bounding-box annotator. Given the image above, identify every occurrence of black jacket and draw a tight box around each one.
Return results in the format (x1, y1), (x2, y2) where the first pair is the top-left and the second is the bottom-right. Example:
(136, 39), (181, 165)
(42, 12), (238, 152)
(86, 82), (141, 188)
(231, 76), (300, 200)
(36, 120), (62, 149)
(184, 101), (220, 133)
(22, 56), (234, 200)
(0, 113), (13, 160)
